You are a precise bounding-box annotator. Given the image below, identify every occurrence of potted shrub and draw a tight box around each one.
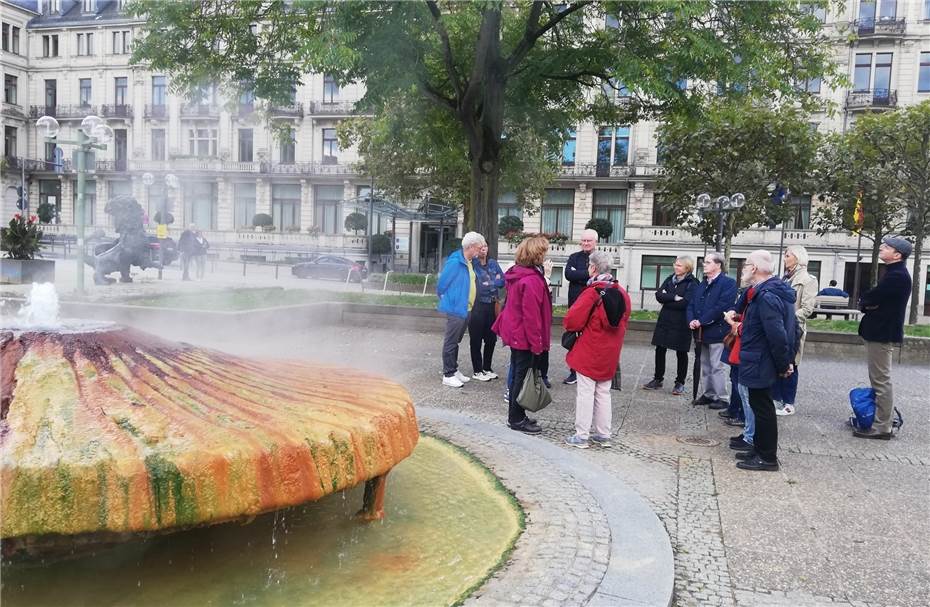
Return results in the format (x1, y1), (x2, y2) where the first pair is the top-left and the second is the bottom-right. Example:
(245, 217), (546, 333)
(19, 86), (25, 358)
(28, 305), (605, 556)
(1, 213), (55, 284)
(585, 217), (613, 242)
(252, 213), (274, 232)
(344, 212), (368, 234)
(36, 202), (57, 224)
(370, 233), (393, 255)
(498, 215), (524, 238)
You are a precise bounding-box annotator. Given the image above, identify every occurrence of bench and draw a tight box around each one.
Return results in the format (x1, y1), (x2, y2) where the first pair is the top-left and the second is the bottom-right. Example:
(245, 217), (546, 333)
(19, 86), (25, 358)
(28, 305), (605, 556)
(240, 254), (267, 263)
(812, 295), (860, 320)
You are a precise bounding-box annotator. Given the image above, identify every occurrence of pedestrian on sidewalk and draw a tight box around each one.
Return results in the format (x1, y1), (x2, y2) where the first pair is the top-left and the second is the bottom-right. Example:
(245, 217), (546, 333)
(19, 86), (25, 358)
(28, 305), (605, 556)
(492, 235), (552, 435)
(686, 252), (737, 408)
(722, 286), (753, 450)
(436, 231), (486, 388)
(772, 245), (817, 416)
(733, 250), (797, 471)
(853, 236), (912, 440)
(562, 228), (598, 385)
(192, 227), (209, 280)
(643, 255), (697, 396)
(177, 223), (200, 281)
(563, 251), (630, 449)
(468, 242), (504, 381)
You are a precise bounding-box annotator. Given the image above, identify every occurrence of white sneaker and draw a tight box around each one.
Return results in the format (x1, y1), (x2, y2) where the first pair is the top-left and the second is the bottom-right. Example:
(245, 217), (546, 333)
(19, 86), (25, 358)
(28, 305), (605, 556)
(454, 370), (471, 383)
(473, 371), (492, 382)
(483, 370), (499, 379)
(776, 404), (796, 416)
(443, 375), (464, 388)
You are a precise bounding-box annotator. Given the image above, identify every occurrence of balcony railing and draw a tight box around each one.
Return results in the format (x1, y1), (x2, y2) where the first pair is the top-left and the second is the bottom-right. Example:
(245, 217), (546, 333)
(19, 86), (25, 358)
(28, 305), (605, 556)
(2, 156), (63, 172)
(144, 104), (168, 119)
(558, 163), (633, 178)
(29, 104), (97, 119)
(180, 103), (220, 118)
(95, 159), (128, 172)
(853, 17), (906, 37)
(269, 103), (304, 118)
(2, 103), (26, 119)
(846, 89), (898, 110)
(100, 104), (133, 119)
(308, 100), (358, 115)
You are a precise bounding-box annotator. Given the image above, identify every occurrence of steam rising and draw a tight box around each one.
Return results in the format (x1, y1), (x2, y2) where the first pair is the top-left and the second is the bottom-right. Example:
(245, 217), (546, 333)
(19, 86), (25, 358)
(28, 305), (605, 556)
(3, 283), (114, 333)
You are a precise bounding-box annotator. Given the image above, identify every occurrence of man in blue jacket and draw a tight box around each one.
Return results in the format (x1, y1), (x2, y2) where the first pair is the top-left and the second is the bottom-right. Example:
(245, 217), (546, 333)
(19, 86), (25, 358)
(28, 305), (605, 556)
(733, 250), (797, 471)
(437, 231), (486, 388)
(817, 280), (849, 298)
(854, 236), (913, 440)
(687, 252), (738, 408)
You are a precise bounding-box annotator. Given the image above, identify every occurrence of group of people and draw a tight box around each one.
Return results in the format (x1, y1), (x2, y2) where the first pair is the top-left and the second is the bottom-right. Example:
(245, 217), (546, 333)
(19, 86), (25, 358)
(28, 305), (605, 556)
(641, 237), (913, 471)
(437, 230), (631, 448)
(178, 224), (209, 281)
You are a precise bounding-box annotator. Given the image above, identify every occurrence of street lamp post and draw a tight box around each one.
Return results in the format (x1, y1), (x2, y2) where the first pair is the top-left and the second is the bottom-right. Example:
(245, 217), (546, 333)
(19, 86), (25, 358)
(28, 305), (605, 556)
(36, 115), (113, 294)
(695, 192), (747, 254)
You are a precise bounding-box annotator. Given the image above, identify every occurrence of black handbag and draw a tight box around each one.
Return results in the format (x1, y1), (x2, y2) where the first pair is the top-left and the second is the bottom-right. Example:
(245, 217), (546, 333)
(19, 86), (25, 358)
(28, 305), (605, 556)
(561, 290), (604, 351)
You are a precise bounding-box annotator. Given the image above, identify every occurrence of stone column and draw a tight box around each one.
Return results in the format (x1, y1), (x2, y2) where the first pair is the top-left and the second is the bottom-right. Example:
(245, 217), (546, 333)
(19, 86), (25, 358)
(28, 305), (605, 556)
(255, 177), (271, 215)
(572, 185), (591, 241)
(216, 177), (233, 232)
(300, 178), (312, 230)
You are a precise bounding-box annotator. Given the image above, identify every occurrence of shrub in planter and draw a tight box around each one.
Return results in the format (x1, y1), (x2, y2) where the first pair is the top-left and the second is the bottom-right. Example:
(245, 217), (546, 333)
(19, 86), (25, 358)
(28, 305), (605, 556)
(153, 211), (175, 225)
(252, 213), (273, 230)
(307, 225), (322, 237)
(541, 232), (568, 246)
(505, 230), (529, 245)
(371, 233), (393, 255)
(344, 212), (368, 234)
(585, 217), (613, 242)
(498, 215), (524, 238)
(36, 202), (57, 224)
(1, 214), (43, 259)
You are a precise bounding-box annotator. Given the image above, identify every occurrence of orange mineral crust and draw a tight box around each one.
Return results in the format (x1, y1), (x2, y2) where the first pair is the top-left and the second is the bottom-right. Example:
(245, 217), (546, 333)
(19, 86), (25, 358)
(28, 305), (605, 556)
(0, 327), (419, 540)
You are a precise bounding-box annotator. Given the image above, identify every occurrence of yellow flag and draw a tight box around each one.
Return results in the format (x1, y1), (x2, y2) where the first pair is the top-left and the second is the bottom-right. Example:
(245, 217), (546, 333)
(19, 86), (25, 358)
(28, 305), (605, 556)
(853, 193), (864, 233)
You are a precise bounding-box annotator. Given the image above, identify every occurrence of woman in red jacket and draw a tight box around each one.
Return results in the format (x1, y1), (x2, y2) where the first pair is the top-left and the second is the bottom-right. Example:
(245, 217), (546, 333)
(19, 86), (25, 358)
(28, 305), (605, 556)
(563, 250), (631, 448)
(492, 235), (552, 435)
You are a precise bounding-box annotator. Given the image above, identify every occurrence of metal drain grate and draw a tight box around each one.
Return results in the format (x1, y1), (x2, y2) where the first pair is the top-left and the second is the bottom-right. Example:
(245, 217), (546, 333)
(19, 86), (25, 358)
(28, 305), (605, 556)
(676, 435), (720, 447)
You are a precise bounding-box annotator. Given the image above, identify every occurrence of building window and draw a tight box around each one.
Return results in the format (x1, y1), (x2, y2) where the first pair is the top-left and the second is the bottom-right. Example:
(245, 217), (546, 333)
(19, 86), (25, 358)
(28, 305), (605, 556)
(920, 53), (930, 92)
(188, 128), (218, 157)
(323, 74), (339, 103)
(272, 184), (301, 231)
(280, 129), (296, 164)
(45, 79), (57, 113)
(2, 23), (8, 52)
(804, 77), (821, 94)
(4, 75), (17, 105)
(83, 0), (96, 11)
(238, 87), (254, 113)
(314, 185), (344, 235)
(114, 77), (128, 106)
(854, 53), (872, 91)
(147, 182), (166, 223)
(651, 194), (675, 226)
(597, 126), (630, 167)
(42, 35), (59, 57)
(874, 52), (892, 97)
(562, 128), (576, 166)
(152, 76), (167, 106)
(926, 0), (930, 20)
(592, 189), (626, 243)
(5, 126), (18, 157)
(11, 26), (19, 54)
(498, 191), (519, 221)
(800, 2), (826, 22)
(641, 255), (676, 290)
(859, 0), (876, 26)
(192, 83), (216, 106)
(44, 141), (57, 163)
(182, 181), (217, 230)
(878, 0), (896, 20)
(151, 129), (166, 160)
(76, 32), (94, 56)
(79, 78), (92, 106)
(72, 179), (96, 227)
(541, 189), (574, 236)
(321, 128), (338, 163)
(785, 195), (812, 230)
(39, 180), (61, 223)
(601, 78), (629, 101)
(238, 129), (253, 162)
(234, 183), (256, 229)
(113, 30), (131, 54)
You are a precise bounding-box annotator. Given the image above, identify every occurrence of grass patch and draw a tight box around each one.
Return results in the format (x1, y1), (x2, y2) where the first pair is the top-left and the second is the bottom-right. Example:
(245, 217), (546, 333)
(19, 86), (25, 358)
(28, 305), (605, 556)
(807, 318), (930, 338)
(369, 272), (436, 286)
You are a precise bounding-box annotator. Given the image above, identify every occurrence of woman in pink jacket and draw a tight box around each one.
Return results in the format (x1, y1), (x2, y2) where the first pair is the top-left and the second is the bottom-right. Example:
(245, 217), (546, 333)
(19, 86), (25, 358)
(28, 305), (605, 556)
(492, 235), (553, 435)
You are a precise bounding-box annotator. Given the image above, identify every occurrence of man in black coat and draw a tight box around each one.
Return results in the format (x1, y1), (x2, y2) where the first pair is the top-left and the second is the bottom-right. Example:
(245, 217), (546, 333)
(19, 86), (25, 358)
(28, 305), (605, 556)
(854, 236), (913, 440)
(561, 228), (598, 384)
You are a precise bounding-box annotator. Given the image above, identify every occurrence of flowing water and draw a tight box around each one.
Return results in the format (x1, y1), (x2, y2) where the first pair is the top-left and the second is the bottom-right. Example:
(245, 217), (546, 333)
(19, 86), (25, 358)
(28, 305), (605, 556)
(1, 437), (522, 607)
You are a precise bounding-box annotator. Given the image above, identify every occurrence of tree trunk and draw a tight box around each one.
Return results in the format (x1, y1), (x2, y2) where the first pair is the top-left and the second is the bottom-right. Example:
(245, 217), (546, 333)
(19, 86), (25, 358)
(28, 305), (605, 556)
(909, 218), (926, 324)
(869, 234), (882, 288)
(471, 159), (501, 258)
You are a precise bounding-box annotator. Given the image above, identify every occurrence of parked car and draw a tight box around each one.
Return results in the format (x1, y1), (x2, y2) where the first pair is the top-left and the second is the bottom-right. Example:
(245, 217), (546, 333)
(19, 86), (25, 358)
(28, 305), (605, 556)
(291, 256), (368, 281)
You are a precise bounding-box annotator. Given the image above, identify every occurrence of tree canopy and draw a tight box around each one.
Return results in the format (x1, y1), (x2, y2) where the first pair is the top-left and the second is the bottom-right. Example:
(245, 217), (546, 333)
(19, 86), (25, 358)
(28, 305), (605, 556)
(131, 0), (840, 254)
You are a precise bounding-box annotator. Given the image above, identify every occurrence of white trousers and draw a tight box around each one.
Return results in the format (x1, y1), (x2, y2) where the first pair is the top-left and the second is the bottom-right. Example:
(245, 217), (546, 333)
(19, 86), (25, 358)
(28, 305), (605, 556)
(574, 372), (612, 439)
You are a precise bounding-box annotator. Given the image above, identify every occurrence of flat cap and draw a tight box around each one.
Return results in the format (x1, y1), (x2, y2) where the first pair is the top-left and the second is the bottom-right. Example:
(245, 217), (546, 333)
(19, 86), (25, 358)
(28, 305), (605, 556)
(882, 236), (913, 259)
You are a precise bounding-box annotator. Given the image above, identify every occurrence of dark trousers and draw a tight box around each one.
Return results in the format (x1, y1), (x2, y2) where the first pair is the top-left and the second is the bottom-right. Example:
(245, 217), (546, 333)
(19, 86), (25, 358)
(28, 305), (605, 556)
(772, 365), (799, 405)
(508, 348), (539, 425)
(727, 365), (744, 420)
(654, 346), (688, 384)
(468, 301), (497, 374)
(442, 314), (470, 376)
(747, 387), (778, 462)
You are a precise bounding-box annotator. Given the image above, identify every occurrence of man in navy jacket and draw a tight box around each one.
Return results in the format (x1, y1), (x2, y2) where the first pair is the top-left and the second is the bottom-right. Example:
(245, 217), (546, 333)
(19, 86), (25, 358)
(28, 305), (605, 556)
(733, 250), (797, 471)
(687, 252), (738, 408)
(562, 228), (598, 384)
(437, 231), (486, 388)
(854, 236), (913, 439)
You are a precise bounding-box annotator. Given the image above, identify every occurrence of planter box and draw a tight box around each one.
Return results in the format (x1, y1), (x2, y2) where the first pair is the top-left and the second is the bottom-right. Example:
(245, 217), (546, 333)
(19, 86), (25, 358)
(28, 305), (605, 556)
(0, 259), (56, 284)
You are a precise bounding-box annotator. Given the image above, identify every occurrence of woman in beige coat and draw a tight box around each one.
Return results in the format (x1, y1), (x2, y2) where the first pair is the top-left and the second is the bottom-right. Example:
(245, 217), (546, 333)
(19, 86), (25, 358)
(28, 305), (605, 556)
(773, 245), (818, 415)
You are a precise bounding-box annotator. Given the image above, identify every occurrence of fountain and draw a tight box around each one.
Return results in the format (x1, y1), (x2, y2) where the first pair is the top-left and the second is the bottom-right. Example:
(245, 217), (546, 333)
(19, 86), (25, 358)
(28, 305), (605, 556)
(1, 283), (419, 556)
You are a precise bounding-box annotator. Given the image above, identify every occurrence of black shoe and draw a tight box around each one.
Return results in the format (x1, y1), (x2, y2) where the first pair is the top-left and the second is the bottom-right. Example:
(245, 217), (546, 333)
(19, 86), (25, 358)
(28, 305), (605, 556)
(692, 395), (713, 406)
(736, 455), (779, 471)
(642, 379), (663, 391)
(729, 433), (746, 443)
(853, 428), (892, 440)
(563, 373), (577, 385)
(718, 410), (737, 419)
(725, 418), (746, 427)
(708, 399), (728, 410)
(509, 419), (542, 434)
(729, 438), (753, 451)
(734, 449), (757, 461)
(672, 382), (686, 395)
(541, 377), (552, 389)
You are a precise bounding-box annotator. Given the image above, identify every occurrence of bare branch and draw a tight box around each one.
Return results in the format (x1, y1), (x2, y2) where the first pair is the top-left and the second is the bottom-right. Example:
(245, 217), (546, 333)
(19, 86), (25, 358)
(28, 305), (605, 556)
(425, 0), (464, 100)
(506, 1), (592, 74)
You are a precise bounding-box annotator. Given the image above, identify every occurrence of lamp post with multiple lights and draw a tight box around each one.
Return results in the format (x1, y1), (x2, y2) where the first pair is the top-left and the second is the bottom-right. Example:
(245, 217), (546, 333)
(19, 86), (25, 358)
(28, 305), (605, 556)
(695, 192), (747, 254)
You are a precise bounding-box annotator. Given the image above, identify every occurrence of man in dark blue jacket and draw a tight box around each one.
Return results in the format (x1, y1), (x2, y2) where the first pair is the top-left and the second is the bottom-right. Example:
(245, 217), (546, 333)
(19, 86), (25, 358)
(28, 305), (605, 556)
(437, 231), (486, 388)
(854, 236), (913, 440)
(561, 228), (598, 384)
(733, 250), (797, 471)
(686, 252), (738, 408)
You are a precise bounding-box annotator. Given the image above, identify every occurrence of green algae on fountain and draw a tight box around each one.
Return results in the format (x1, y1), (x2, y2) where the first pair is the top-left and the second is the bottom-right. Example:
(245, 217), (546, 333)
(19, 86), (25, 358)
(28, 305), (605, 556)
(2, 436), (524, 607)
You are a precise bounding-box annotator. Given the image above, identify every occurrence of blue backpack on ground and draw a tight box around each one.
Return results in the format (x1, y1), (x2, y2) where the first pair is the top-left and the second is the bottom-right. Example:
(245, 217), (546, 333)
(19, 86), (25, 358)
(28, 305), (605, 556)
(848, 387), (903, 432)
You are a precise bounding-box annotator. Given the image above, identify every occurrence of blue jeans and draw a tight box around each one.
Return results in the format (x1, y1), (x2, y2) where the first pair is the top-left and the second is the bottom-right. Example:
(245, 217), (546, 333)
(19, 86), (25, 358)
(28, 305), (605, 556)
(726, 365), (744, 420)
(738, 383), (755, 444)
(772, 365), (799, 405)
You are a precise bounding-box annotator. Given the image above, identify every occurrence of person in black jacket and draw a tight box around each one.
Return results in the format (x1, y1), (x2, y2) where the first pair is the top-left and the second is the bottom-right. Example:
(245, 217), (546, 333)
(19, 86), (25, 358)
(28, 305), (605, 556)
(561, 228), (598, 384)
(854, 236), (913, 440)
(643, 256), (698, 395)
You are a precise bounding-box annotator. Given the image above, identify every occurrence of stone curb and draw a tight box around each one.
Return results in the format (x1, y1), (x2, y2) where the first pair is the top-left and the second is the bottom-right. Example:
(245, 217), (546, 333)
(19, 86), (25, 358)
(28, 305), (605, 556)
(418, 406), (675, 607)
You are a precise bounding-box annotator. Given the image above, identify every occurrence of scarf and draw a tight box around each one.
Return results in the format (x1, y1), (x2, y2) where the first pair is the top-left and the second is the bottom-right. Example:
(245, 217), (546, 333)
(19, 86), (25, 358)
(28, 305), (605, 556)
(587, 272), (615, 286)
